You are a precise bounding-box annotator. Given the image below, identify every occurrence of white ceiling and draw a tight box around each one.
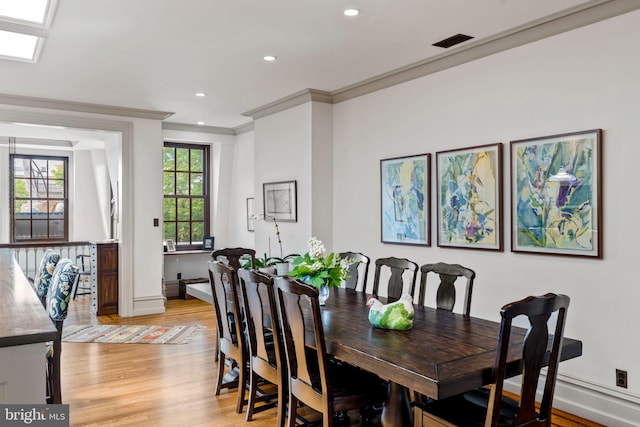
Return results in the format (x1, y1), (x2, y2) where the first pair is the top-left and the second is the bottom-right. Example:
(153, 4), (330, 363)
(0, 0), (629, 131)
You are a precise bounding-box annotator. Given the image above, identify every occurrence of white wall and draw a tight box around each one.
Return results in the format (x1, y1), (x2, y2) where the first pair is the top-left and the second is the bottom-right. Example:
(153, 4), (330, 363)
(226, 130), (256, 248)
(332, 9), (640, 424)
(254, 103), (313, 258)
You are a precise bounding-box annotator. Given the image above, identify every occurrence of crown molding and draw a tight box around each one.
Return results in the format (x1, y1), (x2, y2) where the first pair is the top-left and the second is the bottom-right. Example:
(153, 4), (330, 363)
(241, 0), (640, 121)
(234, 121), (255, 135)
(0, 93), (174, 120)
(333, 0), (639, 103)
(242, 89), (332, 120)
(162, 121), (235, 135)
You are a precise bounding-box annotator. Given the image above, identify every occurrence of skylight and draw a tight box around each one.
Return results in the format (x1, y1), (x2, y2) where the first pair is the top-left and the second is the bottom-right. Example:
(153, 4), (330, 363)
(0, 0), (56, 62)
(0, 0), (50, 25)
(0, 29), (39, 60)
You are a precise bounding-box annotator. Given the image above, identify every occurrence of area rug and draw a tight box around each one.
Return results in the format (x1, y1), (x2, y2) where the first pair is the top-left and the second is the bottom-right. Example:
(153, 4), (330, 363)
(62, 324), (204, 344)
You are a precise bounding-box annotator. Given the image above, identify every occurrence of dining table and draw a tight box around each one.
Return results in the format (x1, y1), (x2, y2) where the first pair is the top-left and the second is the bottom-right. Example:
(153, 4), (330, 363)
(315, 287), (583, 427)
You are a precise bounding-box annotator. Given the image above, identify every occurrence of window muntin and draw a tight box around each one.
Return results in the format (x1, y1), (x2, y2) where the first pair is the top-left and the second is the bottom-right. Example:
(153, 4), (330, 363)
(10, 154), (68, 242)
(163, 142), (209, 250)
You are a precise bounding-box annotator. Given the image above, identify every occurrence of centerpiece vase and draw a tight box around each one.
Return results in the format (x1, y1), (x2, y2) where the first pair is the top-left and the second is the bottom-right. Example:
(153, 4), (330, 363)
(318, 284), (330, 306)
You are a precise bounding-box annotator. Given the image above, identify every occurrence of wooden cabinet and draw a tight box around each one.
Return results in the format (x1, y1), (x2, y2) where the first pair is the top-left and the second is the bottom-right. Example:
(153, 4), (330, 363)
(90, 241), (119, 315)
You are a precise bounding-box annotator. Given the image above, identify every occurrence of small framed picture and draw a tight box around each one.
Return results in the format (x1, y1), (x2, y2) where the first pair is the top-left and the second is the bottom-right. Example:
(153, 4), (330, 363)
(263, 180), (297, 222)
(202, 236), (214, 250)
(166, 239), (176, 252)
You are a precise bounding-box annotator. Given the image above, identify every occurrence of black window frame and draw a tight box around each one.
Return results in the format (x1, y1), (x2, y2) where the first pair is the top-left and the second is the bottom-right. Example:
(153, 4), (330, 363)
(10, 154), (69, 243)
(163, 142), (211, 251)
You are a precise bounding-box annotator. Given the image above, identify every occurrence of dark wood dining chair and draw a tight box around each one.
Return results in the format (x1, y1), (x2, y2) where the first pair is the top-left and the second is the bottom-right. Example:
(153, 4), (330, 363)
(416, 262), (476, 316)
(238, 268), (287, 427)
(210, 247), (255, 361)
(45, 258), (79, 404)
(417, 293), (571, 427)
(274, 276), (387, 427)
(338, 251), (370, 291)
(208, 260), (248, 414)
(211, 247), (256, 271)
(371, 257), (419, 302)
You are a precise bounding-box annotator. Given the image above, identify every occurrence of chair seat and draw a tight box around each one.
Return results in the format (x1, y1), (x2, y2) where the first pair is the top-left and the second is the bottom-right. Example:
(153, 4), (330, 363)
(423, 387), (519, 427)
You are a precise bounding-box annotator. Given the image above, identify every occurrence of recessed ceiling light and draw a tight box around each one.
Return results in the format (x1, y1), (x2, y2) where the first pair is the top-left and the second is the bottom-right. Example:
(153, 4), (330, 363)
(197, 121), (205, 125)
(0, 29), (40, 61)
(263, 55), (277, 62)
(344, 8), (360, 17)
(194, 92), (205, 97)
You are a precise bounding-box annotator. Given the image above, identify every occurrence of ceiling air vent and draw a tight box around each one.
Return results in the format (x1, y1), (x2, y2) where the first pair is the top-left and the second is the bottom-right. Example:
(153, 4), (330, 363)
(432, 33), (474, 48)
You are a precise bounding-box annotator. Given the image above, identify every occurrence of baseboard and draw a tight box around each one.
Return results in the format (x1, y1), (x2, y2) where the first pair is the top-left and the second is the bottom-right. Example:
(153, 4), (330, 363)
(505, 373), (640, 426)
(132, 295), (166, 316)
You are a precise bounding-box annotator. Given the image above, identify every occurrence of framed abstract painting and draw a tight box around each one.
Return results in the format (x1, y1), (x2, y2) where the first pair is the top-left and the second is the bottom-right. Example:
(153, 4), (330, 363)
(436, 143), (503, 251)
(510, 129), (602, 258)
(380, 153), (431, 246)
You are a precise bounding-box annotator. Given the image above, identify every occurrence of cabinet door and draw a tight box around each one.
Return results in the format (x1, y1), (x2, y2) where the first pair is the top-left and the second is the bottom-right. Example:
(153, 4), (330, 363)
(91, 242), (118, 315)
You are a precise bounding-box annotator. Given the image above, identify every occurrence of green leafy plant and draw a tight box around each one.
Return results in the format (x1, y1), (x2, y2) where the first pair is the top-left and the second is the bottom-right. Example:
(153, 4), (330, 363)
(288, 237), (354, 289)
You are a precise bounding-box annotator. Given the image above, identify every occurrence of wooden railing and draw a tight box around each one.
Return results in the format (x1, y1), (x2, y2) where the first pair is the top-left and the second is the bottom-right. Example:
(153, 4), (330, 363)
(0, 242), (91, 280)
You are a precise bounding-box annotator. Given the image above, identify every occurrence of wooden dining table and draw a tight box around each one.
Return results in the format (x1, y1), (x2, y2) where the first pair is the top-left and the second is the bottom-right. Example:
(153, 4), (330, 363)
(315, 287), (583, 427)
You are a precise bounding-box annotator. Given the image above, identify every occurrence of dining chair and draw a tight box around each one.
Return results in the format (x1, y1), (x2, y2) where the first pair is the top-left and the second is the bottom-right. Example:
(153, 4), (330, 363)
(238, 268), (287, 427)
(275, 276), (387, 427)
(417, 293), (571, 427)
(211, 247), (256, 271)
(208, 260), (249, 414)
(46, 258), (79, 404)
(210, 247), (255, 361)
(371, 257), (419, 302)
(34, 249), (60, 308)
(416, 262), (476, 316)
(338, 251), (370, 292)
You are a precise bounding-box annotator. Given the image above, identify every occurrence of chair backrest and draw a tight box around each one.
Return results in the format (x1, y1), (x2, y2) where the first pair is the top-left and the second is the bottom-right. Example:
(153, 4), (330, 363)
(274, 276), (333, 414)
(338, 251), (370, 291)
(417, 262), (475, 316)
(35, 249), (60, 307)
(487, 293), (570, 427)
(211, 247), (256, 271)
(46, 258), (79, 323)
(371, 257), (419, 302)
(208, 261), (245, 354)
(238, 268), (285, 381)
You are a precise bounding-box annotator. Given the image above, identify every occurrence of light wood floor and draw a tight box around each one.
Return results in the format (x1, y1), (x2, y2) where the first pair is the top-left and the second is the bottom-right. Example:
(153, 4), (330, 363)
(62, 296), (602, 427)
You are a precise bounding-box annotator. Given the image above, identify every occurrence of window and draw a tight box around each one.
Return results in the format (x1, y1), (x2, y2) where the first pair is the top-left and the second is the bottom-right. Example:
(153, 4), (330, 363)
(163, 142), (210, 250)
(10, 154), (68, 242)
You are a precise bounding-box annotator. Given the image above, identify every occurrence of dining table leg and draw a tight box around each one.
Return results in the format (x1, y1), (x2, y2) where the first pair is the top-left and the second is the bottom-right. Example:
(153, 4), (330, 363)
(381, 381), (413, 427)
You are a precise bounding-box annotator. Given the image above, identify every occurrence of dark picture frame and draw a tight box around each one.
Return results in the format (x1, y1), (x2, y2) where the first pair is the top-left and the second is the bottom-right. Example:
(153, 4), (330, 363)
(510, 129), (602, 258)
(202, 236), (214, 250)
(263, 180), (297, 222)
(436, 143), (503, 251)
(380, 153), (431, 246)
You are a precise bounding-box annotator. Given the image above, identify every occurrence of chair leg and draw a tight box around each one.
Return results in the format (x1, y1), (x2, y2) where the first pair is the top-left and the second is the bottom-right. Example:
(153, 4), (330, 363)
(276, 379), (286, 427)
(215, 352), (226, 396)
(286, 393), (298, 427)
(235, 360), (247, 414)
(245, 370), (258, 421)
(50, 341), (62, 404)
